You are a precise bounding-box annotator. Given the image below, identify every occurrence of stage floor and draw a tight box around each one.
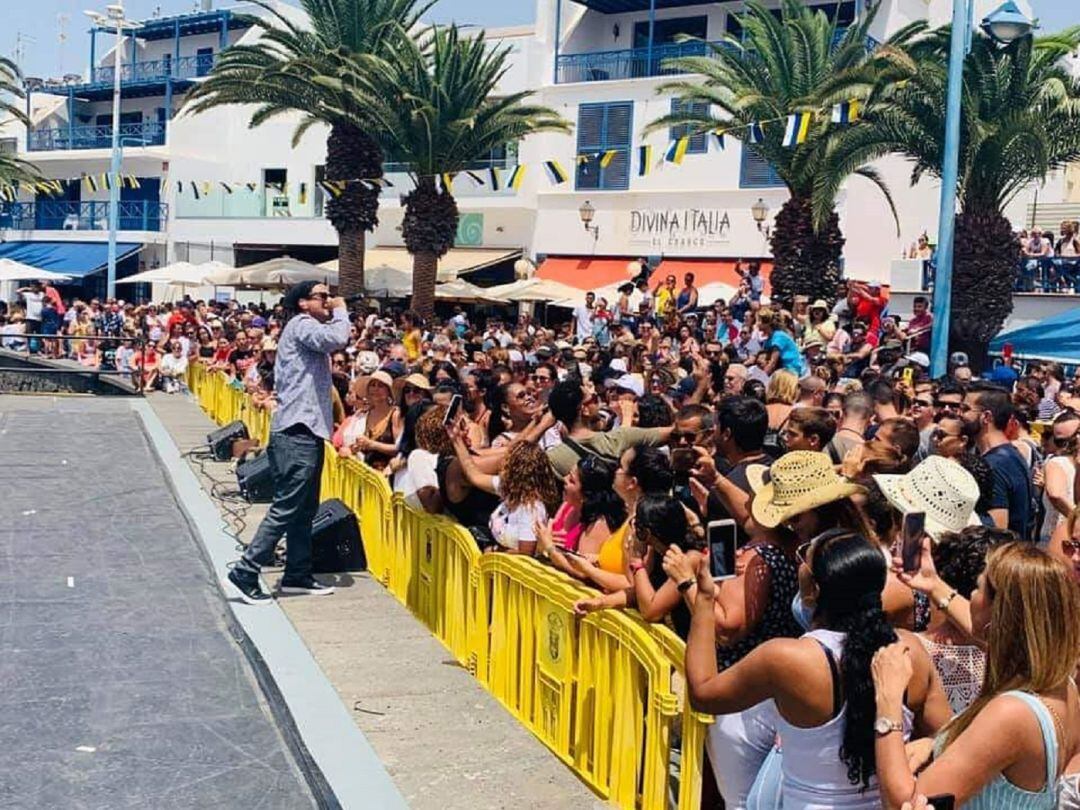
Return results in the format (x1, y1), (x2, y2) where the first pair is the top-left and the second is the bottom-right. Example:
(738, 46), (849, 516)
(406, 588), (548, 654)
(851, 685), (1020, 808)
(0, 396), (316, 809)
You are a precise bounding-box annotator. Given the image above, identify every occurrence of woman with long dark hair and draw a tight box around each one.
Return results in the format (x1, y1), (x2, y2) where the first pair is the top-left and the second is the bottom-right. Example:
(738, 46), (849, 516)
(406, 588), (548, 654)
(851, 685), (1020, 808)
(486, 380), (539, 448)
(535, 455), (626, 574)
(684, 531), (950, 808)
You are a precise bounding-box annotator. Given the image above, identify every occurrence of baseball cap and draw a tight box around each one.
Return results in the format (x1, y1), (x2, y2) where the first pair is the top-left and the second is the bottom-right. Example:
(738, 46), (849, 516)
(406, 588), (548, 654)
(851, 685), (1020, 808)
(950, 351), (969, 368)
(904, 351), (930, 368)
(614, 373), (644, 398)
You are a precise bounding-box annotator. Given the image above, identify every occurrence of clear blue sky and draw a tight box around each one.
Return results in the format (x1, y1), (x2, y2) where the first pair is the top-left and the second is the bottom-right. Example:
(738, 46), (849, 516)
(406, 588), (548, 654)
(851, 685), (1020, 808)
(9, 0), (1076, 79)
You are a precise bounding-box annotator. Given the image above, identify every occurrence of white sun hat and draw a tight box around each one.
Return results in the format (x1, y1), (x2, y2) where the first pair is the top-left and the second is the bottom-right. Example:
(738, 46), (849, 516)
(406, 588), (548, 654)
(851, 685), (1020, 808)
(873, 456), (982, 541)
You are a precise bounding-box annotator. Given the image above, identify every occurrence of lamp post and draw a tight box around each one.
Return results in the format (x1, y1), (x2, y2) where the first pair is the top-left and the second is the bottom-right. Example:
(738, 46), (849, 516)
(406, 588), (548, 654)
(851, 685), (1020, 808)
(579, 199), (599, 240)
(85, 2), (142, 300)
(929, 0), (1032, 377)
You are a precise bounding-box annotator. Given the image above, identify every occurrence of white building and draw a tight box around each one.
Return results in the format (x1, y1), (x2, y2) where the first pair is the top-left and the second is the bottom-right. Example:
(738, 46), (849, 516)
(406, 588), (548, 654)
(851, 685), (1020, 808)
(0, 0), (1072, 304)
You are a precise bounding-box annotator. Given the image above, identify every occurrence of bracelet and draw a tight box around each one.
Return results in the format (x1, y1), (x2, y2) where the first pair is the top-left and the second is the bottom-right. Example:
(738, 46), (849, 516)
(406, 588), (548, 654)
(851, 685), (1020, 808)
(677, 578), (695, 594)
(629, 561), (646, 574)
(936, 589), (959, 611)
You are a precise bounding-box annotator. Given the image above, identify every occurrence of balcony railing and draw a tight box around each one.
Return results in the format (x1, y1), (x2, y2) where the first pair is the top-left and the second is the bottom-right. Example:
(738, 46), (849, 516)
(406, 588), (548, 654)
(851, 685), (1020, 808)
(920, 257), (1080, 294)
(27, 121), (166, 152)
(41, 53), (218, 91)
(0, 200), (168, 232)
(556, 39), (728, 84)
(555, 30), (877, 83)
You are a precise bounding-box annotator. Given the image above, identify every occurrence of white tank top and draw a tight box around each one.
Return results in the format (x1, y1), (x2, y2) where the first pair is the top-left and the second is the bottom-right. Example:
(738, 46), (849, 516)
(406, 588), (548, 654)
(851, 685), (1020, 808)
(774, 629), (913, 810)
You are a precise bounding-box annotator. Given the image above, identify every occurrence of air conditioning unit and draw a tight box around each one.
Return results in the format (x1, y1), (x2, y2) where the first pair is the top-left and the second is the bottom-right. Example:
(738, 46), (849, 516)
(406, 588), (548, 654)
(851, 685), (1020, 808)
(23, 77), (44, 91)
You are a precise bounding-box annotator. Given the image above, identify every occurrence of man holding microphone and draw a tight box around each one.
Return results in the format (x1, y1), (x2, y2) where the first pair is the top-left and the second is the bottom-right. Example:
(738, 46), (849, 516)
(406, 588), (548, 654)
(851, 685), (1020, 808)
(228, 281), (350, 604)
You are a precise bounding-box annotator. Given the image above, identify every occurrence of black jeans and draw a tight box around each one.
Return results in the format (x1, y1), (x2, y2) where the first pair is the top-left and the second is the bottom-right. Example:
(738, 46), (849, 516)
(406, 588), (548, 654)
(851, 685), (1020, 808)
(236, 426), (324, 582)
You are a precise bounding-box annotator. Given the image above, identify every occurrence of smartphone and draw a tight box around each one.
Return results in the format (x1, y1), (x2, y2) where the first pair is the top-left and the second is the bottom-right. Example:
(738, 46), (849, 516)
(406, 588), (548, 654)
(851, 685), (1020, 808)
(556, 544), (584, 558)
(926, 795), (955, 810)
(707, 520), (738, 581)
(902, 366), (914, 387)
(443, 393), (462, 426)
(671, 447), (696, 474)
(901, 511), (926, 573)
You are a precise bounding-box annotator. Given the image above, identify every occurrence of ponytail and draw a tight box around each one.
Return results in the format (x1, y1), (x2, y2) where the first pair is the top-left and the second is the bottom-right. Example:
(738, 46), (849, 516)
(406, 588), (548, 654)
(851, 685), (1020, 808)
(811, 532), (896, 789)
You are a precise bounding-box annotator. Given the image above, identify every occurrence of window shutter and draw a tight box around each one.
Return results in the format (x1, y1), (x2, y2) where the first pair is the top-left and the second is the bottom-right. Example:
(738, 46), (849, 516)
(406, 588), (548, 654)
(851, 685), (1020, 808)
(739, 146), (783, 188)
(669, 99), (709, 154)
(575, 102), (633, 191)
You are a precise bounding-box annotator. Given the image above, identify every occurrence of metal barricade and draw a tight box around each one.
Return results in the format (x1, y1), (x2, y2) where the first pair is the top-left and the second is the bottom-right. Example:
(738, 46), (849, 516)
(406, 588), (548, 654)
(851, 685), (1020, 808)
(185, 377), (704, 810)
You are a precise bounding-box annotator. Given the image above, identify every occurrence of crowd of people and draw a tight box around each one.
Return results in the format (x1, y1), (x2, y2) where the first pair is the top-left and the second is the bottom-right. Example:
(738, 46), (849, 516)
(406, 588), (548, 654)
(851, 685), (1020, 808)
(5, 267), (1080, 809)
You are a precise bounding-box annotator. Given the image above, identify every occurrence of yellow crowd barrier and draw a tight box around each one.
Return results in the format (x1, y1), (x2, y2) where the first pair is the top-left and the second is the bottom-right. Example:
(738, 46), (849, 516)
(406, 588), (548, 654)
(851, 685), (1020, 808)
(186, 367), (708, 809)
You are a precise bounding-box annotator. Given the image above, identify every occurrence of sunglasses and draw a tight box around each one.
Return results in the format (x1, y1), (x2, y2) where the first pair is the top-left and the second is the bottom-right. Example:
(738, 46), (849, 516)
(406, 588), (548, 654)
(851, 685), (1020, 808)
(307, 291), (330, 301)
(931, 428), (961, 442)
(1052, 433), (1078, 448)
(531, 374), (552, 383)
(670, 430), (700, 444)
(913, 399), (934, 408)
(1062, 540), (1080, 555)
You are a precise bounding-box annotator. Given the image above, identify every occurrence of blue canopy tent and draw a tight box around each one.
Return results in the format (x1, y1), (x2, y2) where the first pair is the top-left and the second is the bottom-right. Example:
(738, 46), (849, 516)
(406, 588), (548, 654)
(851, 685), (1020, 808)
(989, 308), (1080, 364)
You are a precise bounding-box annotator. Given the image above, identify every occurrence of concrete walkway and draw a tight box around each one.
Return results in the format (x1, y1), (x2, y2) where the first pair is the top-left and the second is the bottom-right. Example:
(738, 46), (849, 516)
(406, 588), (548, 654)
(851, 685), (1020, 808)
(147, 390), (602, 810)
(0, 396), (315, 809)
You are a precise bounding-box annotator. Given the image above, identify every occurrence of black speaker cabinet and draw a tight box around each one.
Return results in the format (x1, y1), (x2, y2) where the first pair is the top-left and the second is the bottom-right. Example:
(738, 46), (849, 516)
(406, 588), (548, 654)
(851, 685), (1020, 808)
(236, 450), (274, 503)
(208, 420), (249, 461)
(310, 498), (366, 573)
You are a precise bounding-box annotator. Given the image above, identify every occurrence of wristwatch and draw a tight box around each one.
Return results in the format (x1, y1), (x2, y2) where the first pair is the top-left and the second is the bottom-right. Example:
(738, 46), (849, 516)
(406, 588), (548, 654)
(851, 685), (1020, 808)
(936, 589), (959, 611)
(874, 716), (903, 737)
(677, 578), (694, 594)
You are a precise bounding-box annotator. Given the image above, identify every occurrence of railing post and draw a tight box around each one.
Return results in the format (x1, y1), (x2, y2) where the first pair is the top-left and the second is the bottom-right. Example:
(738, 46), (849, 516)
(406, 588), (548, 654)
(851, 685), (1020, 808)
(646, 0), (656, 77)
(552, 0), (562, 84)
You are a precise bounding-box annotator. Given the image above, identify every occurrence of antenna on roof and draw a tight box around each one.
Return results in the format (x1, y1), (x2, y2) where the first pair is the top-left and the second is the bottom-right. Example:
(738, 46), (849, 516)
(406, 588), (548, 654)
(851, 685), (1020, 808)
(13, 31), (37, 71)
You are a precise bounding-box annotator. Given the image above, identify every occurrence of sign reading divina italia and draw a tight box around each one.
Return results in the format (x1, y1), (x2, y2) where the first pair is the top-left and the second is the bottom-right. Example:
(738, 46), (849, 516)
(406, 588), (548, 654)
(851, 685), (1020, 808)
(625, 208), (732, 250)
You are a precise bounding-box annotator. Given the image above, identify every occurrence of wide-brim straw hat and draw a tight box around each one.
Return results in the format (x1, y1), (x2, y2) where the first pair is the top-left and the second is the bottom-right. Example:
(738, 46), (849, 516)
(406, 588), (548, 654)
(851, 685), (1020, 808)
(354, 370), (395, 398)
(392, 373), (433, 399)
(873, 456), (981, 541)
(748, 451), (866, 528)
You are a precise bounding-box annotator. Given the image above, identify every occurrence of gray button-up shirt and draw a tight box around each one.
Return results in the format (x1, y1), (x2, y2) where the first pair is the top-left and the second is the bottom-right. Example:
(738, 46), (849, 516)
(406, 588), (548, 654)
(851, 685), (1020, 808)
(270, 307), (350, 440)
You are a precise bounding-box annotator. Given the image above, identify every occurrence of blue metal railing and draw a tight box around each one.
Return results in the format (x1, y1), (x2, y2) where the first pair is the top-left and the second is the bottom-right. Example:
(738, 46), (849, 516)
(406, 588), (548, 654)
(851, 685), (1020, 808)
(555, 30), (877, 84)
(27, 121), (166, 152)
(40, 52), (218, 91)
(920, 257), (1080, 294)
(0, 200), (168, 232)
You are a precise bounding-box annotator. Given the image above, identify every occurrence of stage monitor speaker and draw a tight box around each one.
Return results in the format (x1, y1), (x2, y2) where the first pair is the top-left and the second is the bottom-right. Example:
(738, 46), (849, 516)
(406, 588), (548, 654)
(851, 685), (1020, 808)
(208, 420), (249, 461)
(236, 450), (274, 503)
(310, 498), (366, 573)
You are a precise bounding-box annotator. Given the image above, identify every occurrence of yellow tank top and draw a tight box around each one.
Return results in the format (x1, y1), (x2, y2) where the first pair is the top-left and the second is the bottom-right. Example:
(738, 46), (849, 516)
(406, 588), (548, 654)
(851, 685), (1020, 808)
(597, 521), (627, 574)
(403, 330), (421, 362)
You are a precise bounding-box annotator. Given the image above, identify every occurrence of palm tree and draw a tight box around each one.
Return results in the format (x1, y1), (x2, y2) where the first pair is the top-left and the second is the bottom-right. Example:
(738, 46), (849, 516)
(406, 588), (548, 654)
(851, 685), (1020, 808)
(854, 26), (1080, 369)
(184, 0), (434, 297)
(646, 0), (922, 309)
(321, 24), (570, 315)
(0, 58), (42, 187)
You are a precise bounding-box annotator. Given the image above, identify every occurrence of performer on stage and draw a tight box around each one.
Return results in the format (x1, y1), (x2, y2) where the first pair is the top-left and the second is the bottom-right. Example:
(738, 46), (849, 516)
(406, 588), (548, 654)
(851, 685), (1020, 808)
(228, 281), (349, 604)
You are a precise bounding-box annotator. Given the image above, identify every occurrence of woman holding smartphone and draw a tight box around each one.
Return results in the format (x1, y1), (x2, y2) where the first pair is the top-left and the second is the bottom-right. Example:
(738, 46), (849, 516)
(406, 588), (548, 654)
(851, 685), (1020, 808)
(872, 542), (1080, 809)
(685, 530), (950, 809)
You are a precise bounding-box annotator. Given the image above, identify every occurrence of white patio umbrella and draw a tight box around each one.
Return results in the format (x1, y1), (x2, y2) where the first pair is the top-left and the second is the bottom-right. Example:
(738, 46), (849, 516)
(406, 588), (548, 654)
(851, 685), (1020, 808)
(116, 261), (208, 287)
(0, 259), (72, 282)
(435, 278), (500, 303)
(484, 277), (586, 305)
(696, 282), (737, 307)
(200, 261), (247, 286)
(235, 256), (338, 288)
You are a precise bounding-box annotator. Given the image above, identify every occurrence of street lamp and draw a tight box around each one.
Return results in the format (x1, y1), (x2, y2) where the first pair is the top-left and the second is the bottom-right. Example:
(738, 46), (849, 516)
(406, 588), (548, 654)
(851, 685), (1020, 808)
(930, 0), (1032, 378)
(578, 199), (599, 240)
(751, 197), (771, 238)
(84, 2), (142, 300)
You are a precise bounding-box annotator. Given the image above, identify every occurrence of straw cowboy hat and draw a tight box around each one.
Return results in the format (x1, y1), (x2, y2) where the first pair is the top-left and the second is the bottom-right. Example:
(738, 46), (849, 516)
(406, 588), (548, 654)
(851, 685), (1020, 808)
(354, 370), (395, 399)
(874, 456), (981, 541)
(747, 451), (866, 528)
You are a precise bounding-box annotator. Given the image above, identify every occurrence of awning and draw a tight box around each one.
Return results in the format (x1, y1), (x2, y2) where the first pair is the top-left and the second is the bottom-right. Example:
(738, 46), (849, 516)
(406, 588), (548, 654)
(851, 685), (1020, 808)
(989, 308), (1080, 364)
(0, 241), (142, 279)
(319, 247), (520, 282)
(536, 257), (638, 289)
(656, 258), (773, 293)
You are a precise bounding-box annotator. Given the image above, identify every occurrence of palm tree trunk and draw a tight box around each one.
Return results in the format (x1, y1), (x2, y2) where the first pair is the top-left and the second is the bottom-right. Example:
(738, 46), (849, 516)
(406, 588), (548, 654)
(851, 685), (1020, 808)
(337, 229), (366, 299)
(412, 251), (439, 317)
(401, 176), (459, 318)
(768, 195), (845, 310)
(949, 207), (1021, 373)
(324, 122), (383, 297)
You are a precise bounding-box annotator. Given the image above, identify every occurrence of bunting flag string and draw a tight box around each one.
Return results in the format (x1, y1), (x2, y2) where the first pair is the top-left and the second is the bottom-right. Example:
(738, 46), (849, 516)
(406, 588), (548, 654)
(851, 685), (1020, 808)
(0, 100), (862, 205)
(782, 112), (813, 147)
(637, 144), (653, 177)
(542, 160), (567, 185)
(831, 99), (860, 125)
